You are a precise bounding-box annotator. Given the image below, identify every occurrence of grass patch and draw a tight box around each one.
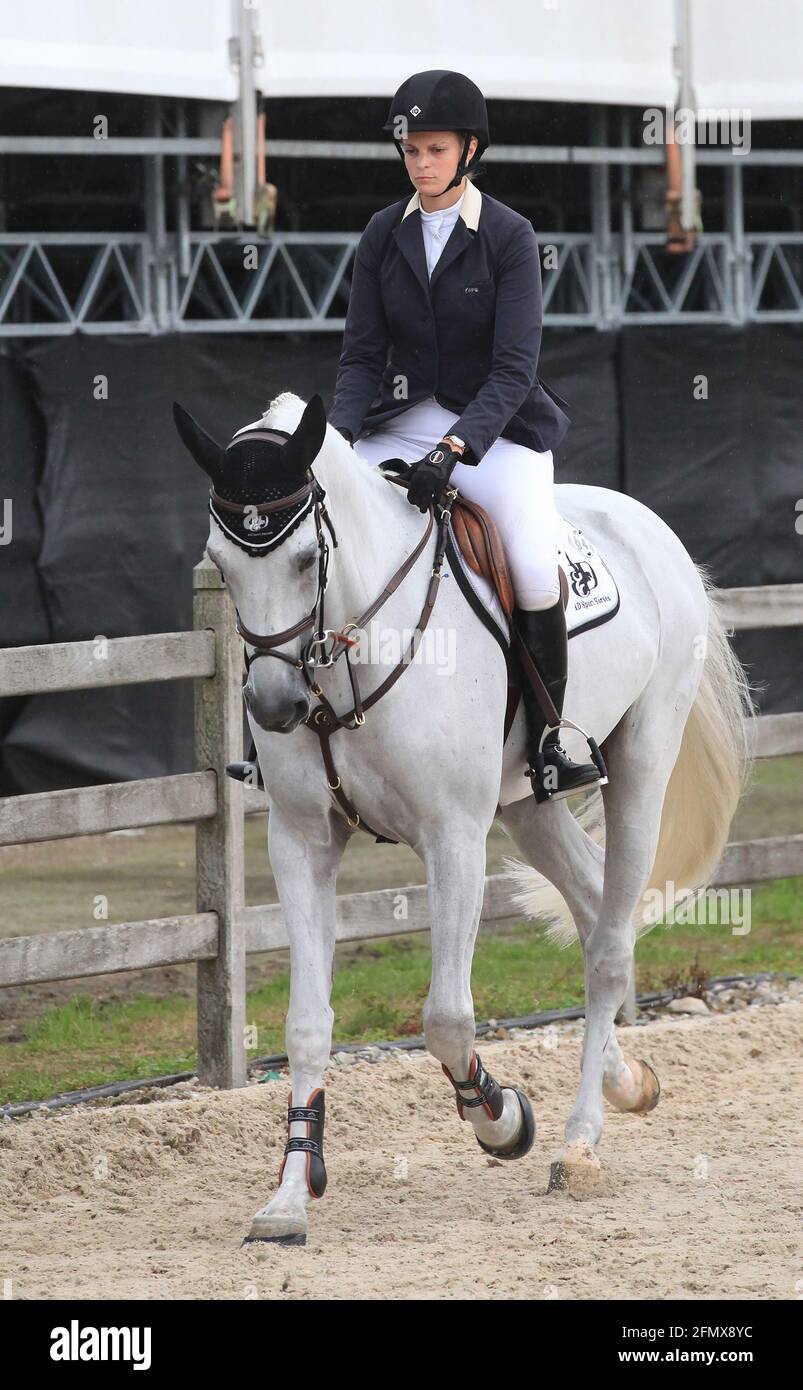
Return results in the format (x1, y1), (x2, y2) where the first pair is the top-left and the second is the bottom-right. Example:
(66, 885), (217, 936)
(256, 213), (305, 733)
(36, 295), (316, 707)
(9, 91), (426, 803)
(1, 993), (198, 1103)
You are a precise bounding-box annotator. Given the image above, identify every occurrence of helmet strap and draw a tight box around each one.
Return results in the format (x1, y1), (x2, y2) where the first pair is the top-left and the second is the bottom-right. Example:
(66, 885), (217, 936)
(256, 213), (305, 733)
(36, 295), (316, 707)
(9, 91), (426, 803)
(431, 132), (474, 199)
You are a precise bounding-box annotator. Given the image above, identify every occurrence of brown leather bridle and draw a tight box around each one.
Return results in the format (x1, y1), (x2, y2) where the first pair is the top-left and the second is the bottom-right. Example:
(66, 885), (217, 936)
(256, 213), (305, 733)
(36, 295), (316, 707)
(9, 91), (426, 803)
(210, 447), (456, 839)
(214, 470), (340, 681)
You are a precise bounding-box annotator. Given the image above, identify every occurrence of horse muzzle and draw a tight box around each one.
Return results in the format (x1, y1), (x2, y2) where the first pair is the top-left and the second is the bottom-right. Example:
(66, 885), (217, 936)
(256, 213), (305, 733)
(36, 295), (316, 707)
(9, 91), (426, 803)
(243, 682), (310, 733)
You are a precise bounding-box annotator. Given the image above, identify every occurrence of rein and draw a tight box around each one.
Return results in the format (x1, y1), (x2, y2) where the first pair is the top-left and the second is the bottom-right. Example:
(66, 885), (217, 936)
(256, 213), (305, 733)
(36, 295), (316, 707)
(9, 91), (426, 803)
(212, 444), (456, 840)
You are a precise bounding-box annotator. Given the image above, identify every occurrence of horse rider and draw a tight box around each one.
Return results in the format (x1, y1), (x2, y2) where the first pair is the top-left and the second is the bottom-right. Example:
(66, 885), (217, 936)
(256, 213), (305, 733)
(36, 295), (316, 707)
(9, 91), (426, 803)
(329, 69), (604, 801)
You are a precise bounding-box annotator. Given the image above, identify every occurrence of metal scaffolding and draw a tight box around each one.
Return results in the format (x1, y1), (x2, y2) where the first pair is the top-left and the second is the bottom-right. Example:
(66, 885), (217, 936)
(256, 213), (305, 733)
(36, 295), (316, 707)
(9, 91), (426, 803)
(1, 138), (801, 334)
(2, 228), (801, 335)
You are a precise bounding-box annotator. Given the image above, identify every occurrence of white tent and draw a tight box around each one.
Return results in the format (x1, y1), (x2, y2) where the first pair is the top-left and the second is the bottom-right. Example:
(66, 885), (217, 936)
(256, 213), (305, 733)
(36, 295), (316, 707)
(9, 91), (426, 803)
(1, 0), (801, 118)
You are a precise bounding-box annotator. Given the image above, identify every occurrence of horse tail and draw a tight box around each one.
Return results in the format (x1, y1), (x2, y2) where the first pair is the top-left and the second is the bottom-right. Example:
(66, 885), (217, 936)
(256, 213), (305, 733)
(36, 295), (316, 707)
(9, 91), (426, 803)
(638, 568), (756, 932)
(504, 566), (757, 945)
(503, 794), (605, 946)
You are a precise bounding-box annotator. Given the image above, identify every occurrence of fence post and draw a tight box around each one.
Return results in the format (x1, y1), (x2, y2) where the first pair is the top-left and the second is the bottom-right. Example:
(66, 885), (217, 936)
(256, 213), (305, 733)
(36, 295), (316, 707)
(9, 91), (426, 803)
(193, 556), (246, 1088)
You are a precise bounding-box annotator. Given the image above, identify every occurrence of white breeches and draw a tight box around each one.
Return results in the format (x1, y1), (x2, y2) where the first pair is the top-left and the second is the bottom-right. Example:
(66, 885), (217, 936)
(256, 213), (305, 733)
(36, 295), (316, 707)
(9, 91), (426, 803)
(352, 396), (562, 610)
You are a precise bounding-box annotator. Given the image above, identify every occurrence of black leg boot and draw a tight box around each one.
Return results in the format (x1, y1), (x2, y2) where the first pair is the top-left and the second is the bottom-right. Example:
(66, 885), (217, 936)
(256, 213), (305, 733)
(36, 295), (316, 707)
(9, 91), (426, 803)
(225, 738), (264, 789)
(514, 600), (607, 803)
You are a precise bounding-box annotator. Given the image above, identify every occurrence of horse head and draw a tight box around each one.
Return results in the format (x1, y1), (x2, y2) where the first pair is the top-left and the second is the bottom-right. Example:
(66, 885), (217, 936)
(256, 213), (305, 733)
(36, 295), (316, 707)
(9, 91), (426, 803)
(173, 393), (328, 732)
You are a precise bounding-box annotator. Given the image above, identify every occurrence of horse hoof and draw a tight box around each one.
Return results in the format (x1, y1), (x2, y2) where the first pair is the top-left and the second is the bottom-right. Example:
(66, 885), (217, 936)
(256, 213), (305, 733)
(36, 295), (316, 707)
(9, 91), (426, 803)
(603, 1057), (661, 1114)
(241, 1232), (306, 1251)
(547, 1141), (601, 1198)
(477, 1089), (536, 1161)
(242, 1211), (308, 1251)
(632, 1058), (661, 1112)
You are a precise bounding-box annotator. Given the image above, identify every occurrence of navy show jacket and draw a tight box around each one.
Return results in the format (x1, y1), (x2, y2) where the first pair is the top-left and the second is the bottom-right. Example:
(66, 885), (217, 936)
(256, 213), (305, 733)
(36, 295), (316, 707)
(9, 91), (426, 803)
(329, 177), (571, 463)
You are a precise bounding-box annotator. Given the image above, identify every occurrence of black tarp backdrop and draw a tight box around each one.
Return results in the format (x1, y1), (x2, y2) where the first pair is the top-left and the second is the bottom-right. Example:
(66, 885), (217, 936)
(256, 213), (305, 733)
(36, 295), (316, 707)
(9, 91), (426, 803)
(0, 355), (49, 757)
(0, 325), (800, 794)
(547, 328), (621, 492)
(619, 325), (803, 713)
(0, 335), (338, 793)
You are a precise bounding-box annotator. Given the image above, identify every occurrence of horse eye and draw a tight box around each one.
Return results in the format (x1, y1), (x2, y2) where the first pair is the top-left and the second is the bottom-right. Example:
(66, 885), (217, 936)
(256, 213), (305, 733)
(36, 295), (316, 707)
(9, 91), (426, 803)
(298, 551), (317, 572)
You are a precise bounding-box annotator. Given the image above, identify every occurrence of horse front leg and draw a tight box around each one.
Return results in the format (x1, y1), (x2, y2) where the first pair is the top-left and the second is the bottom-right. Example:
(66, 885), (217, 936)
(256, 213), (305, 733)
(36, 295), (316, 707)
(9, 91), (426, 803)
(423, 833), (536, 1161)
(243, 809), (348, 1251)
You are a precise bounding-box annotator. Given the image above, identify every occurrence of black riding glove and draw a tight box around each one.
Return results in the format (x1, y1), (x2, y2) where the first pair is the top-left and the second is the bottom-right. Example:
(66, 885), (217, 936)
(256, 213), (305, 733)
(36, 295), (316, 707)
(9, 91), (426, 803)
(378, 457), (411, 478)
(404, 444), (462, 513)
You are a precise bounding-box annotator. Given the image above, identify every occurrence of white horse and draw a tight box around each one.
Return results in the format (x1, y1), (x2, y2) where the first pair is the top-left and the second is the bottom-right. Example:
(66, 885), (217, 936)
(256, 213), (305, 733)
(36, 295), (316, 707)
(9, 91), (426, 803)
(173, 390), (752, 1246)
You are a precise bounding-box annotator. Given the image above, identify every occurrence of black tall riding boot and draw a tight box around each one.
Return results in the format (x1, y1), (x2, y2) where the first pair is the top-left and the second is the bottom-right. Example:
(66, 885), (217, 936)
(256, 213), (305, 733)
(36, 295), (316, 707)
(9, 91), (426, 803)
(514, 600), (607, 803)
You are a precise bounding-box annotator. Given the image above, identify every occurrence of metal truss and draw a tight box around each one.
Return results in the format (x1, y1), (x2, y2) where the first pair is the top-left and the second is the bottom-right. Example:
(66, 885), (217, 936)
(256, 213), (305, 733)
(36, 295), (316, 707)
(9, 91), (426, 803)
(0, 235), (151, 336)
(745, 235), (803, 321)
(613, 233), (734, 323)
(173, 233), (357, 331)
(1, 230), (802, 335)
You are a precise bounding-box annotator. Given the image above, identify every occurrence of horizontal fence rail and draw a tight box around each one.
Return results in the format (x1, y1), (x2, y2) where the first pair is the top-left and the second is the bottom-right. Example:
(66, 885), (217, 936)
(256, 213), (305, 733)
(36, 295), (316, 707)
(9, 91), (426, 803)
(714, 583), (803, 629)
(0, 576), (801, 1087)
(6, 832), (801, 993)
(0, 772), (217, 847)
(0, 630), (215, 698)
(0, 914), (219, 988)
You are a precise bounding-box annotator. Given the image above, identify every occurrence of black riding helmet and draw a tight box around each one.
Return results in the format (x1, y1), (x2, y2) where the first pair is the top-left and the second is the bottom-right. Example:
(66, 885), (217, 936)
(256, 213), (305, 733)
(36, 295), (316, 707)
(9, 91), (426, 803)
(382, 69), (490, 195)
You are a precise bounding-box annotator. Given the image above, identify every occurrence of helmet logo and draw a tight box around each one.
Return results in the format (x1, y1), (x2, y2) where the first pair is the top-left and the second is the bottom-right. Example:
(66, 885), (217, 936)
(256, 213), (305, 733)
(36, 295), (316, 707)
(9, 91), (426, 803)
(409, 105), (421, 117)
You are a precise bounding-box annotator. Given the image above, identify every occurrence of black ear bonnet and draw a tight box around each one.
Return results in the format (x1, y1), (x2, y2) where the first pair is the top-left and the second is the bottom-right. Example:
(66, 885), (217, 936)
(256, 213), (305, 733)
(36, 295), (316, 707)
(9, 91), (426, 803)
(209, 427), (316, 556)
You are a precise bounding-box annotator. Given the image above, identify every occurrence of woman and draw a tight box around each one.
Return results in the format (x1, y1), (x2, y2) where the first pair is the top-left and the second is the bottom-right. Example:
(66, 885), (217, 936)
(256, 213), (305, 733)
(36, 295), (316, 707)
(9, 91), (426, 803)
(330, 69), (603, 801)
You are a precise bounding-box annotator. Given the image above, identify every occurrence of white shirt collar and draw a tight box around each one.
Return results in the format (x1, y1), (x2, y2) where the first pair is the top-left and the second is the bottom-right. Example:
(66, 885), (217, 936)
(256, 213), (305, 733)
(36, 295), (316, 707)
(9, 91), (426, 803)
(401, 178), (482, 231)
(419, 190), (465, 222)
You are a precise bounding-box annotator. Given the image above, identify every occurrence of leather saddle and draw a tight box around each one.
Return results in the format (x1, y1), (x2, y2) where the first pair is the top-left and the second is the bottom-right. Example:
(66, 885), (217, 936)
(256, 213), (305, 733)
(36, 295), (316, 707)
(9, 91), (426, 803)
(451, 496), (569, 617)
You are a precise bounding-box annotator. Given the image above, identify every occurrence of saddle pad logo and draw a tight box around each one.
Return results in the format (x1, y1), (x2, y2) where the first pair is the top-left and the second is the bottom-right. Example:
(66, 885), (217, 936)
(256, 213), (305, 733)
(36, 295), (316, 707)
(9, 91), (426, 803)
(559, 520), (620, 636)
(569, 559), (598, 597)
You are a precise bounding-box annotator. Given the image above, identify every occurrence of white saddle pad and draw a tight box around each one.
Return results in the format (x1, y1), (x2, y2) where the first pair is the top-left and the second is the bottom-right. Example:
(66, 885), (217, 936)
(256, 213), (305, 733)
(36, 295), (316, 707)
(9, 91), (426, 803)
(558, 518), (620, 636)
(446, 514), (620, 643)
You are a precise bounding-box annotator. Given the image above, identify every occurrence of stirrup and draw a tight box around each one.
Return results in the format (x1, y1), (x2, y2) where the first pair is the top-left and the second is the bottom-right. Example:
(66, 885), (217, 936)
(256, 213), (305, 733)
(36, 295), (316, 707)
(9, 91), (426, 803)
(528, 718), (608, 805)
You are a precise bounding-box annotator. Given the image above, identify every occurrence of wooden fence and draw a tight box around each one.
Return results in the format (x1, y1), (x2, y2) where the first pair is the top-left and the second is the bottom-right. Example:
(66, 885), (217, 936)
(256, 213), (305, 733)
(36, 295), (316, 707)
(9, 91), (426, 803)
(0, 561), (800, 1088)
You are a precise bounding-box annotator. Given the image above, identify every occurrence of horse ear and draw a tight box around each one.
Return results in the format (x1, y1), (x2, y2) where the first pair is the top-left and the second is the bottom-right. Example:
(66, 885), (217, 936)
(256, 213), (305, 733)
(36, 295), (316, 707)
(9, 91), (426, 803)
(289, 394), (328, 471)
(172, 402), (224, 481)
